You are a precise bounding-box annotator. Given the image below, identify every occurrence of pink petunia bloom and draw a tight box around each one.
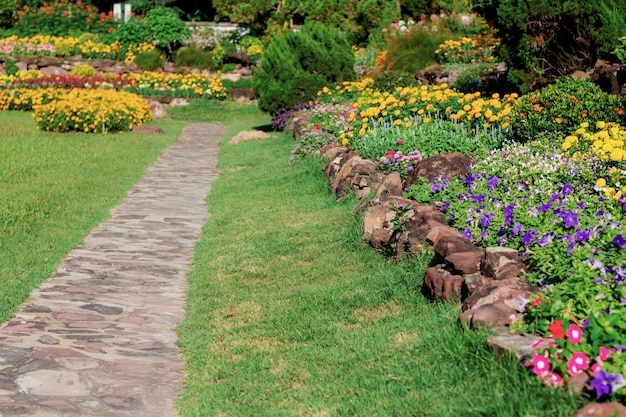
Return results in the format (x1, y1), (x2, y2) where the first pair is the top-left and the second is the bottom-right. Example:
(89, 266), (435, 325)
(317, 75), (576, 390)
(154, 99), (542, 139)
(567, 352), (589, 376)
(544, 372), (564, 387)
(566, 324), (583, 345)
(532, 354), (551, 379)
(599, 346), (612, 362)
(396, 139), (404, 145)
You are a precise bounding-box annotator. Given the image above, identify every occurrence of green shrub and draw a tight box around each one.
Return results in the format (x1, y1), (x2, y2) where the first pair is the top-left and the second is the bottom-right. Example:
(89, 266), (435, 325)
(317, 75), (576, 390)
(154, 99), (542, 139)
(175, 45), (214, 70)
(253, 21), (355, 116)
(109, 17), (151, 48)
(221, 63), (236, 72)
(509, 76), (626, 140)
(4, 58), (19, 76)
(134, 49), (164, 71)
(70, 64), (97, 77)
(474, 0), (626, 92)
(146, 7), (191, 57)
(371, 70), (420, 92)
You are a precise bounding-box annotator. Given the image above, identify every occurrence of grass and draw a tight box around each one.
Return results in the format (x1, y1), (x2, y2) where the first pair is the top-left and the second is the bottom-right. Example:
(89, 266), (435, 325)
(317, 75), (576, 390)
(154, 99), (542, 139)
(0, 111), (183, 321)
(174, 101), (585, 416)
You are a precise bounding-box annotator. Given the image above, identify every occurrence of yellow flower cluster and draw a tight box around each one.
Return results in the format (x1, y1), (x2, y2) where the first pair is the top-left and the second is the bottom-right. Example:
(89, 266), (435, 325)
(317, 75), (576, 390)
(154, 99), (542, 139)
(562, 121), (626, 162)
(449, 91), (517, 129)
(352, 85), (517, 133)
(0, 87), (60, 110)
(31, 88), (151, 133)
(435, 37), (479, 54)
(563, 121), (626, 201)
(126, 72), (227, 99)
(124, 43), (158, 63)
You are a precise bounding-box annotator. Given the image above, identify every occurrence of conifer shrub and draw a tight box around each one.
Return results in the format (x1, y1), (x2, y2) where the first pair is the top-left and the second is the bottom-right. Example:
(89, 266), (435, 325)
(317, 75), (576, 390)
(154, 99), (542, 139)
(253, 22), (355, 116)
(474, 0), (626, 92)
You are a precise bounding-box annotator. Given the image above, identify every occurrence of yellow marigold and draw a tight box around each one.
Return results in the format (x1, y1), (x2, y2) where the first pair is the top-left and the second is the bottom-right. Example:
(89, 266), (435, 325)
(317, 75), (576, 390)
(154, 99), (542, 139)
(596, 178), (607, 188)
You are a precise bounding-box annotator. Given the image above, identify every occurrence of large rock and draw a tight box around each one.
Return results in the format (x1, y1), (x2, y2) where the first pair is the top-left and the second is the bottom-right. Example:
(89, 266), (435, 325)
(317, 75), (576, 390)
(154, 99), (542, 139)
(481, 247), (525, 280)
(573, 402), (626, 417)
(40, 66), (67, 76)
(374, 172), (404, 202)
(424, 265), (465, 300)
(487, 328), (549, 361)
(460, 302), (519, 329)
(146, 99), (170, 119)
(462, 277), (538, 312)
(229, 88), (254, 102)
(433, 234), (481, 259)
(445, 251), (483, 275)
(405, 152), (473, 185)
(224, 51), (250, 67)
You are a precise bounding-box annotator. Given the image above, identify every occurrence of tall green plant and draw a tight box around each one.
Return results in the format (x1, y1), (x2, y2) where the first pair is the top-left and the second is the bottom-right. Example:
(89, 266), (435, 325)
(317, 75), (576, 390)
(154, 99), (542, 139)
(145, 6), (190, 57)
(253, 21), (355, 116)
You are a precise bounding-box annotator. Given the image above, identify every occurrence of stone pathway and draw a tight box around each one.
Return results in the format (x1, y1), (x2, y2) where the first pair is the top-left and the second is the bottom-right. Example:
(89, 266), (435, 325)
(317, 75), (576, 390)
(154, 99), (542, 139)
(0, 122), (226, 417)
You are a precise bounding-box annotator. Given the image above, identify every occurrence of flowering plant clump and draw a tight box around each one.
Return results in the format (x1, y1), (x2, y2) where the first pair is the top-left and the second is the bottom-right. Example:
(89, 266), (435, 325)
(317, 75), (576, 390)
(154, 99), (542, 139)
(521, 321), (626, 400)
(378, 147), (423, 178)
(32, 88), (151, 133)
(0, 87), (62, 110)
(434, 35), (499, 64)
(509, 76), (626, 140)
(13, 0), (117, 37)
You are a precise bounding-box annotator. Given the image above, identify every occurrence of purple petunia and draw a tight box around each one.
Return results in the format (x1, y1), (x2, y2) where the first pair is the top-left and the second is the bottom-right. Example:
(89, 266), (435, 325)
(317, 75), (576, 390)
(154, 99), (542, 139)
(612, 234), (626, 249)
(589, 369), (622, 397)
(487, 176), (499, 191)
(536, 233), (554, 247)
(562, 211), (579, 228)
(538, 203), (552, 213)
(512, 222), (525, 236)
(522, 230), (537, 246)
(463, 228), (473, 240)
(480, 212), (495, 227)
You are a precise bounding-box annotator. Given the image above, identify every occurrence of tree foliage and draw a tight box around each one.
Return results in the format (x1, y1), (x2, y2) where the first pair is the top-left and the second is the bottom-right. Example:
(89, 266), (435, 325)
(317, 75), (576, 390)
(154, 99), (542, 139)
(253, 21), (355, 116)
(473, 0), (626, 92)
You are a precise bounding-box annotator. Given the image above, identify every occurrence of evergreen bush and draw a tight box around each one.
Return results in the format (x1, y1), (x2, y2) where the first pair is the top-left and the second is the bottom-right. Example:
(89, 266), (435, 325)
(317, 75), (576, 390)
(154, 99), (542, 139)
(253, 22), (355, 116)
(474, 0), (626, 92)
(134, 49), (164, 71)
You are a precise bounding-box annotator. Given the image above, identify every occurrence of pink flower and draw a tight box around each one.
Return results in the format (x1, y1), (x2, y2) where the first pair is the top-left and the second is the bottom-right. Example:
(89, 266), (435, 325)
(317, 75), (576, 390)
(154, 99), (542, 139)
(566, 324), (583, 345)
(544, 372), (563, 387)
(382, 28), (388, 33)
(599, 346), (612, 362)
(396, 139), (405, 145)
(532, 354), (550, 379)
(567, 352), (589, 376)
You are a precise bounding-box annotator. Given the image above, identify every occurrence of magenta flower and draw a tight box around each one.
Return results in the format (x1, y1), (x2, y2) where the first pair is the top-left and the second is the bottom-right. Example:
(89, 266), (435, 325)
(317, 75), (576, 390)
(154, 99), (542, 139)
(544, 372), (563, 387)
(567, 352), (589, 376)
(566, 324), (583, 345)
(532, 354), (551, 379)
(598, 346), (612, 362)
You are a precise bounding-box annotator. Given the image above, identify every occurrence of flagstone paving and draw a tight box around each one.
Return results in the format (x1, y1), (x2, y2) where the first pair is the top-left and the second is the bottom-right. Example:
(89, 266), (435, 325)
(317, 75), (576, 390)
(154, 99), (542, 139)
(0, 122), (226, 417)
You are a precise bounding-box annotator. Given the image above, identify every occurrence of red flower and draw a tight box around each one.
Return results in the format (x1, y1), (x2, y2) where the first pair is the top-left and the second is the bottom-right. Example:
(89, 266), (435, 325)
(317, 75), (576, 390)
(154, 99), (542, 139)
(314, 124), (322, 129)
(530, 296), (543, 307)
(396, 139), (405, 145)
(548, 320), (565, 340)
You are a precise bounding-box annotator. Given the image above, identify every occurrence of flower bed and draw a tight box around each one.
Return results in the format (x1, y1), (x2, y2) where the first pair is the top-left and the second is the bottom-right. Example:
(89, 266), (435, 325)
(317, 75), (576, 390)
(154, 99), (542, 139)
(0, 87), (150, 133)
(0, 71), (227, 100)
(287, 77), (626, 404)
